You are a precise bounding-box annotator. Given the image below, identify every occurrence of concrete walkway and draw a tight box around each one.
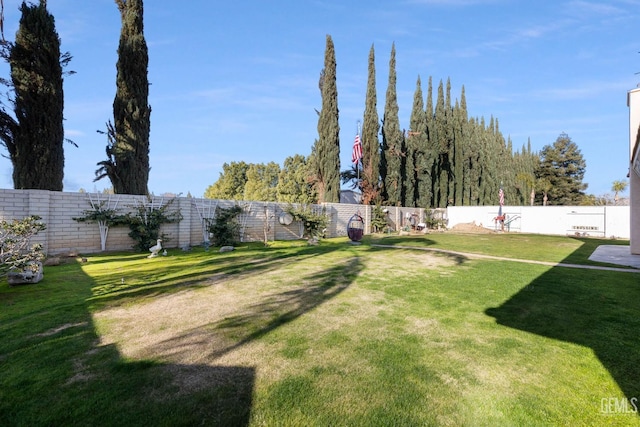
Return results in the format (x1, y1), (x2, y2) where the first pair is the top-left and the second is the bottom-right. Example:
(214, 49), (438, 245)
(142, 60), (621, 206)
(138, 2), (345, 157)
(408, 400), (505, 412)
(372, 244), (640, 274)
(588, 245), (640, 269)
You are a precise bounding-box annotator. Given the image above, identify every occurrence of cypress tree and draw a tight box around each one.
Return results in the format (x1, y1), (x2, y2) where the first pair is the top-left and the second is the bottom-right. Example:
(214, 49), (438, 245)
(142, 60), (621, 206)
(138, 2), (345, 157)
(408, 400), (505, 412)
(313, 35), (340, 203)
(407, 76), (426, 207)
(444, 78), (455, 206)
(485, 118), (498, 205)
(0, 0), (69, 190)
(419, 76), (436, 208)
(453, 86), (468, 206)
(96, 0), (151, 195)
(381, 43), (404, 205)
(433, 80), (448, 207)
(361, 44), (380, 204)
(465, 117), (481, 205)
(476, 117), (489, 205)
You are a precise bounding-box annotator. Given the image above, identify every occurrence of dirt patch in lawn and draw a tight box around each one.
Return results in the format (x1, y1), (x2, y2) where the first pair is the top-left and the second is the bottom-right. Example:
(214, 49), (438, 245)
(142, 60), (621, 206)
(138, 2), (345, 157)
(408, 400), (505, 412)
(93, 256), (360, 363)
(366, 249), (464, 271)
(91, 250), (457, 394)
(449, 222), (495, 234)
(34, 322), (89, 337)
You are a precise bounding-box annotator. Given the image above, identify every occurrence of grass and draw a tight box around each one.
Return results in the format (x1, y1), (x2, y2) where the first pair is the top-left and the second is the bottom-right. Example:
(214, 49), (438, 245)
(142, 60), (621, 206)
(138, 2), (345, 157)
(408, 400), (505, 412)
(0, 234), (639, 426)
(367, 232), (633, 266)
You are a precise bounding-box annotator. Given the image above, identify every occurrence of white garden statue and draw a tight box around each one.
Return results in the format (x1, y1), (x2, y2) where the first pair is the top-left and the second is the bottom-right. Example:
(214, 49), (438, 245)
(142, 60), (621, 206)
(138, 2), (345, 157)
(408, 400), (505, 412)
(148, 239), (162, 258)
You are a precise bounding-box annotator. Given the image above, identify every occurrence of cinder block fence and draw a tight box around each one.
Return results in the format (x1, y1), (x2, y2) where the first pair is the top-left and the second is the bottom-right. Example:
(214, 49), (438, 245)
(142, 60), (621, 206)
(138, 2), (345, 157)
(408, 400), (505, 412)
(0, 189), (416, 255)
(0, 189), (630, 255)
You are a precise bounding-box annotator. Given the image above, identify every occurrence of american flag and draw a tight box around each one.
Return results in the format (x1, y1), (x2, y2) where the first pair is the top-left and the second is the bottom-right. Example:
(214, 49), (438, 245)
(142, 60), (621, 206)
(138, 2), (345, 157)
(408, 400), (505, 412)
(499, 187), (504, 206)
(352, 133), (363, 164)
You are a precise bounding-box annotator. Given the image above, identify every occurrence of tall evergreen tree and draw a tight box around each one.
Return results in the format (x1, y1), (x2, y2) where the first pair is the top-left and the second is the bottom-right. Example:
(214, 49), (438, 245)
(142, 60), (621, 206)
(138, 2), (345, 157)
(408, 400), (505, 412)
(418, 76), (436, 207)
(381, 43), (404, 205)
(407, 76), (426, 207)
(514, 139), (539, 206)
(444, 78), (455, 204)
(464, 117), (481, 205)
(536, 132), (587, 205)
(95, 0), (150, 195)
(361, 44), (380, 205)
(433, 79), (449, 207)
(312, 35), (340, 203)
(452, 86), (468, 206)
(0, 0), (70, 190)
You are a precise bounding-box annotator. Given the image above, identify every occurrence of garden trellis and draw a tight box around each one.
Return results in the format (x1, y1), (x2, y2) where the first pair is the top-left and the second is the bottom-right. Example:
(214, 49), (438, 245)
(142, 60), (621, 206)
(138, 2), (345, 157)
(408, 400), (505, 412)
(239, 202), (252, 242)
(193, 198), (219, 244)
(87, 193), (121, 251)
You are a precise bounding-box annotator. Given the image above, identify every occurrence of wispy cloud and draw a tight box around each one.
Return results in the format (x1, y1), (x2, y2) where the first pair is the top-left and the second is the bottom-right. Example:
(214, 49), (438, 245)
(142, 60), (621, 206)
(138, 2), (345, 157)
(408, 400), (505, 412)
(192, 88), (236, 102)
(481, 19), (573, 52)
(531, 79), (633, 101)
(405, 0), (502, 5)
(64, 129), (85, 138)
(565, 0), (626, 18)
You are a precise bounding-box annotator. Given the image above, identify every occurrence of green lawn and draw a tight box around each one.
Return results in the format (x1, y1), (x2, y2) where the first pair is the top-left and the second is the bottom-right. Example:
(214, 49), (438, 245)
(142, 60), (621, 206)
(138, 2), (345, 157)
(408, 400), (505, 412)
(0, 234), (638, 426)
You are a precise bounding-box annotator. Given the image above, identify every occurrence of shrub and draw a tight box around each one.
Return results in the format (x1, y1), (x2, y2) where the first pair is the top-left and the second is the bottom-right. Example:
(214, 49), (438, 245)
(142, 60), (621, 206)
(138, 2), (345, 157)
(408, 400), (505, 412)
(424, 209), (446, 230)
(206, 205), (243, 247)
(285, 205), (328, 239)
(121, 197), (182, 252)
(370, 205), (389, 233)
(0, 215), (46, 275)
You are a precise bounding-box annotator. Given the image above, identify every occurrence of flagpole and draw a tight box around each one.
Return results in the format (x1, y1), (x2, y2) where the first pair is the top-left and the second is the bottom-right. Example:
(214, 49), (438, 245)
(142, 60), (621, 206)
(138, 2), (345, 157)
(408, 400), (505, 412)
(356, 120), (361, 182)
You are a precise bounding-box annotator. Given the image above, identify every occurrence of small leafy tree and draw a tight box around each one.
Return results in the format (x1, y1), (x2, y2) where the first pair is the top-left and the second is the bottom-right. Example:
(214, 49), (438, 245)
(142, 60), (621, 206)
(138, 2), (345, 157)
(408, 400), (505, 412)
(536, 178), (552, 206)
(424, 209), (446, 230)
(370, 205), (388, 233)
(121, 197), (182, 252)
(0, 215), (46, 275)
(286, 205), (329, 239)
(206, 205), (243, 247)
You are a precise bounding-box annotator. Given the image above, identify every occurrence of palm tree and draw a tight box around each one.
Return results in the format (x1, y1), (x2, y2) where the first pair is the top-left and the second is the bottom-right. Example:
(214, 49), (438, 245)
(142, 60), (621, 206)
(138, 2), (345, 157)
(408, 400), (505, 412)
(516, 172), (536, 206)
(536, 178), (552, 206)
(611, 180), (628, 205)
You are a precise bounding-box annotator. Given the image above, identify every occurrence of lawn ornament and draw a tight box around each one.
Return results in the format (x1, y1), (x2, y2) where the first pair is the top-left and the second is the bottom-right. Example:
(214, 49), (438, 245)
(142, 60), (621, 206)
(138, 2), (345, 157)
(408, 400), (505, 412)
(148, 239), (162, 258)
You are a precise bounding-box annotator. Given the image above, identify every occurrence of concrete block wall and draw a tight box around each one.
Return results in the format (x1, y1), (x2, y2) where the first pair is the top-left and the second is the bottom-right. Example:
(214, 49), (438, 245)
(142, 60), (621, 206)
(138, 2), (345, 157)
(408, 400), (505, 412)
(0, 189), (632, 256)
(0, 190), (186, 254)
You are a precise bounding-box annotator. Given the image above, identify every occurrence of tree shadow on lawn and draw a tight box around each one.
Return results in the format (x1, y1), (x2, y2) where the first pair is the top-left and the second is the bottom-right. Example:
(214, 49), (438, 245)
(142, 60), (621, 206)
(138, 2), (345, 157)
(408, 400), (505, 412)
(364, 235), (437, 248)
(149, 255), (363, 362)
(486, 250), (640, 408)
(0, 260), (256, 426)
(88, 243), (342, 307)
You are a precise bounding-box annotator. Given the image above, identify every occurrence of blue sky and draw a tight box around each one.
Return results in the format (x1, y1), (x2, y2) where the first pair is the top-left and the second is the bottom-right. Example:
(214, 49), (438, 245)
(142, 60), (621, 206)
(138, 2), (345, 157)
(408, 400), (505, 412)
(0, 0), (637, 199)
